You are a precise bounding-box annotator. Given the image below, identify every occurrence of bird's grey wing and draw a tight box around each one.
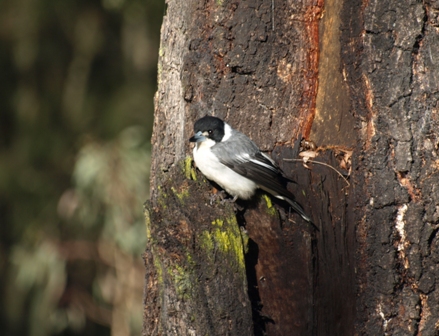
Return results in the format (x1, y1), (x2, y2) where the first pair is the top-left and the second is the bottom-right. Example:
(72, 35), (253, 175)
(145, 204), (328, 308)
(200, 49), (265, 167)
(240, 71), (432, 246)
(211, 133), (291, 199)
(212, 134), (314, 225)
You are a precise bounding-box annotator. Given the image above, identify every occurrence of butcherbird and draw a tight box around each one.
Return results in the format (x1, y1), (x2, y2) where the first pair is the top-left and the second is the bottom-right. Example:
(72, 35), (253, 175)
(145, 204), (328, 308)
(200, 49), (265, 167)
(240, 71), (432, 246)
(189, 116), (314, 228)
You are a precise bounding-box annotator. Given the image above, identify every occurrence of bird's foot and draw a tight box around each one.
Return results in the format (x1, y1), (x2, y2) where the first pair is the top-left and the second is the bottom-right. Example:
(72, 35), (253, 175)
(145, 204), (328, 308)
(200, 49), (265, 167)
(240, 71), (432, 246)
(221, 195), (238, 204)
(209, 190), (228, 205)
(209, 191), (241, 209)
(222, 195), (245, 211)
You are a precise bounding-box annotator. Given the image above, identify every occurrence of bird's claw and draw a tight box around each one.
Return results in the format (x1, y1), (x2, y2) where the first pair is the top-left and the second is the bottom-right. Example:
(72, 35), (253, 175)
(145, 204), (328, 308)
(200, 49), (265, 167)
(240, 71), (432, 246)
(220, 195), (238, 204)
(209, 191), (239, 206)
(209, 190), (227, 205)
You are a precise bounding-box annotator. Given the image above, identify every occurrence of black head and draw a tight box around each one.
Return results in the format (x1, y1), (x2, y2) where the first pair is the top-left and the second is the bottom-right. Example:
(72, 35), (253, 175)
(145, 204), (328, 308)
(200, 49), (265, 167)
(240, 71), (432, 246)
(189, 116), (225, 143)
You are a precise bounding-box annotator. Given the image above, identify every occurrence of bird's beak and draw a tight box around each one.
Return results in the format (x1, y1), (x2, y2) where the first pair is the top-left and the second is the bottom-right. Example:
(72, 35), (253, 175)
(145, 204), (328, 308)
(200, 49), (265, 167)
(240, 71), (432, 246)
(189, 131), (206, 143)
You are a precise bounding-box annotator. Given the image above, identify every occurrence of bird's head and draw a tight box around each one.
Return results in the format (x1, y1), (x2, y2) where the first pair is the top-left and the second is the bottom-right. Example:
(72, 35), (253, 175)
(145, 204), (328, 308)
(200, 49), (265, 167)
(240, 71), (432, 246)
(189, 116), (227, 144)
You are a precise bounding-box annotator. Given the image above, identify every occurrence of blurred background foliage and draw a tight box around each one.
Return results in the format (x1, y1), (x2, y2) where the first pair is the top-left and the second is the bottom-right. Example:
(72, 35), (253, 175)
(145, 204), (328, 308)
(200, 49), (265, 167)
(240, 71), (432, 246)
(0, 0), (164, 335)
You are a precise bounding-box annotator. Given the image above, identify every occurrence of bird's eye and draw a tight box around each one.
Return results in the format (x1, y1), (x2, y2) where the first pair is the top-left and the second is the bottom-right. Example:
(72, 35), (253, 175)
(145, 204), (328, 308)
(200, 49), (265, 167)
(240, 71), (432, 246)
(208, 130), (213, 134)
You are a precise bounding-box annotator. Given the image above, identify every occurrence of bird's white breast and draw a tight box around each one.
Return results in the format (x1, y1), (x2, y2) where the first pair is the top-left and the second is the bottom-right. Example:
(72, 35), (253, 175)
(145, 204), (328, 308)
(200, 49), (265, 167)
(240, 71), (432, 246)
(193, 141), (257, 200)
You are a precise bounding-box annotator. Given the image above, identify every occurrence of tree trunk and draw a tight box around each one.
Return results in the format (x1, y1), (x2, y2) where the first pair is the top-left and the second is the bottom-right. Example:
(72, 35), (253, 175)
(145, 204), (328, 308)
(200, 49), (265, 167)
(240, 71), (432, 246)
(143, 0), (439, 335)
(349, 0), (439, 334)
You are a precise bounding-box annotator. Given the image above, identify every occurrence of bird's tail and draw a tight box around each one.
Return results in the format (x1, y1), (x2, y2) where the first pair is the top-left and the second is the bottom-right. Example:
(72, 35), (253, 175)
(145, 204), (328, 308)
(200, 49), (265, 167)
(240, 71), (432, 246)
(258, 184), (318, 230)
(276, 195), (318, 231)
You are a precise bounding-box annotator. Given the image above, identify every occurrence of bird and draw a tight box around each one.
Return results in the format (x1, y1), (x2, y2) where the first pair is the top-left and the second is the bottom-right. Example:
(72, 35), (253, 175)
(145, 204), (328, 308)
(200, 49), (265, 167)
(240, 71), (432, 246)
(189, 115), (314, 227)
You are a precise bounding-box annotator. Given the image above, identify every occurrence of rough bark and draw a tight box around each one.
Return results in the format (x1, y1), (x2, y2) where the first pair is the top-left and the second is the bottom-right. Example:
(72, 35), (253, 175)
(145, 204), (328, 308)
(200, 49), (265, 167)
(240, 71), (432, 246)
(348, 0), (439, 334)
(144, 0), (439, 335)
